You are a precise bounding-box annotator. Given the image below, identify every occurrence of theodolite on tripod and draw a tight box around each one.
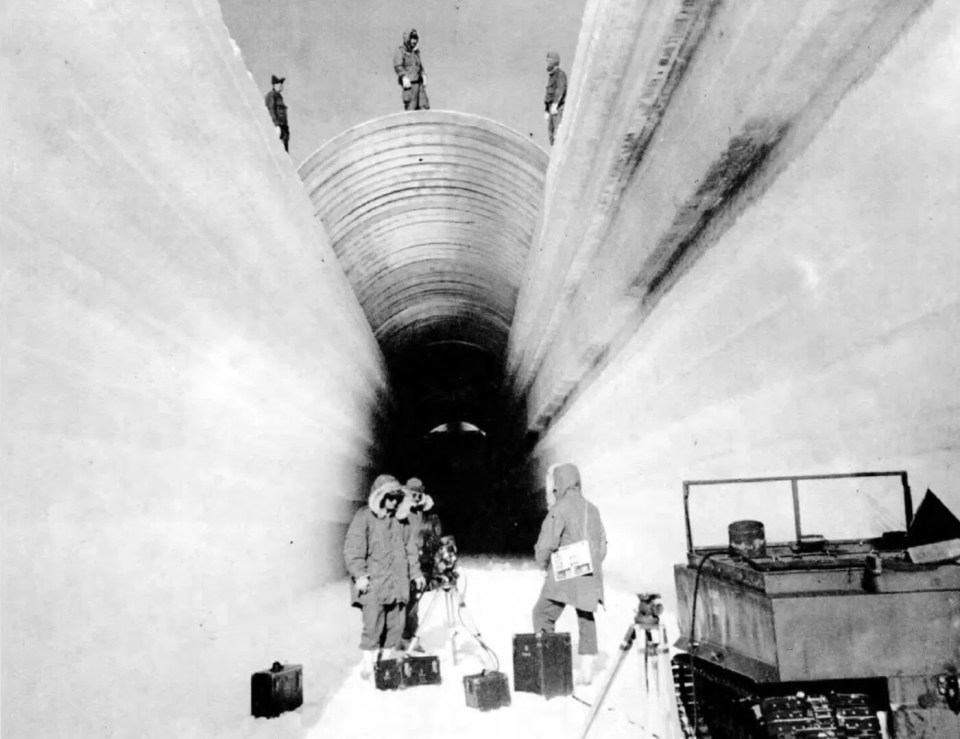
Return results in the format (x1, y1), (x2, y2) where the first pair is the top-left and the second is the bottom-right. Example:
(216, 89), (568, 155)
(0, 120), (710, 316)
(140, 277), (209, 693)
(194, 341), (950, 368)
(406, 536), (497, 669)
(578, 593), (675, 739)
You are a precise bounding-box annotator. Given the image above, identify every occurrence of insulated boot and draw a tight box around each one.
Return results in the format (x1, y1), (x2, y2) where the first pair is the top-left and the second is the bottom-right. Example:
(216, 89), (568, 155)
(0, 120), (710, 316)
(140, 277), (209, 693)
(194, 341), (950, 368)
(578, 654), (597, 686)
(359, 649), (376, 680)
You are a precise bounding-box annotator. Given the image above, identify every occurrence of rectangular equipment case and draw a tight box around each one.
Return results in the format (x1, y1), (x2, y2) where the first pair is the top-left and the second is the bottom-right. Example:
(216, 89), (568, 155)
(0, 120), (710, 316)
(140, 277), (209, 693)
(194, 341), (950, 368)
(251, 661), (303, 718)
(512, 632), (573, 698)
(463, 670), (511, 711)
(374, 657), (404, 691)
(375, 654), (442, 690)
(402, 654), (442, 687)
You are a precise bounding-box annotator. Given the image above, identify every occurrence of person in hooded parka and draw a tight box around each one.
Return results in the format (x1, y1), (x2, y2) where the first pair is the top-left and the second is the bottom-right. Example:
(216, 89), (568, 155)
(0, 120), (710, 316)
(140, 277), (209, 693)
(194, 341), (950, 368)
(543, 51), (567, 145)
(393, 28), (430, 110)
(344, 474), (425, 679)
(532, 462), (608, 685)
(264, 74), (289, 151)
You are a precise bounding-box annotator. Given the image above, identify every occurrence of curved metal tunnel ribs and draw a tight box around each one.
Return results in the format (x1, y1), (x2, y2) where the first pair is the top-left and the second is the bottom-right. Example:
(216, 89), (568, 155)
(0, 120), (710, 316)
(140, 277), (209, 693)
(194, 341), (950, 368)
(300, 112), (550, 550)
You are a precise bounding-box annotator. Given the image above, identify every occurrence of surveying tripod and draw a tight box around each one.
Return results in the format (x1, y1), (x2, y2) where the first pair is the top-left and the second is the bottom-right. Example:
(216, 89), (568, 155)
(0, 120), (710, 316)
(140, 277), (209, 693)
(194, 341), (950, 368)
(578, 593), (675, 739)
(406, 572), (490, 667)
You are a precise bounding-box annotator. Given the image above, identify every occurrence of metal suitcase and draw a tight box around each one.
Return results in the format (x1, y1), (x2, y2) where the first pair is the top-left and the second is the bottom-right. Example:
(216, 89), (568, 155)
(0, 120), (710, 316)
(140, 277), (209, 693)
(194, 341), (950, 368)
(512, 632), (573, 698)
(251, 661), (303, 718)
(374, 657), (404, 691)
(375, 654), (442, 690)
(402, 654), (442, 686)
(463, 670), (511, 711)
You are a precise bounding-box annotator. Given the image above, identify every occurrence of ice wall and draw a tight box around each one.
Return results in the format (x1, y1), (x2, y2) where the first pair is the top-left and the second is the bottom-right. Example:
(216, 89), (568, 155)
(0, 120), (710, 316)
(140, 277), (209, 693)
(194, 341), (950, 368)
(535, 1), (960, 602)
(1, 1), (385, 735)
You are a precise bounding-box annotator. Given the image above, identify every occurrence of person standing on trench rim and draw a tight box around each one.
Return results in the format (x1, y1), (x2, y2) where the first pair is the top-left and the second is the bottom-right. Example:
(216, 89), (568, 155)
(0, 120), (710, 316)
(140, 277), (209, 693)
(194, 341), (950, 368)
(544, 51), (567, 146)
(393, 28), (430, 111)
(264, 74), (289, 152)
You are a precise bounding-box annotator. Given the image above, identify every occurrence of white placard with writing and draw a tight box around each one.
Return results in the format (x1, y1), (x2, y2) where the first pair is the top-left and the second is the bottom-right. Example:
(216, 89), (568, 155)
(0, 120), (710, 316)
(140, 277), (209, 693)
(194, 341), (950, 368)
(550, 540), (593, 581)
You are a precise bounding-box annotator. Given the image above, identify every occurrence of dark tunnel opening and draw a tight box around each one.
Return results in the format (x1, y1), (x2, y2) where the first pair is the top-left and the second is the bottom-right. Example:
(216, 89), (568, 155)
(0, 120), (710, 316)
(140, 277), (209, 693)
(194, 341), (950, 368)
(369, 342), (545, 556)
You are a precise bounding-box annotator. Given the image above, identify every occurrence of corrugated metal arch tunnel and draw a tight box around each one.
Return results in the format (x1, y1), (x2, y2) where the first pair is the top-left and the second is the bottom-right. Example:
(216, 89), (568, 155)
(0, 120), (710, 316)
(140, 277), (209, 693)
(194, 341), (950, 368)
(299, 112), (548, 548)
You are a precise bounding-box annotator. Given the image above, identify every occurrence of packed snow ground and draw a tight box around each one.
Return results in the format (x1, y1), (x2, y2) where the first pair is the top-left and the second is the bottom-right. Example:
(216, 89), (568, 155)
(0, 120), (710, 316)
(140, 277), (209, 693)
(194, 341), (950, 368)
(226, 556), (682, 739)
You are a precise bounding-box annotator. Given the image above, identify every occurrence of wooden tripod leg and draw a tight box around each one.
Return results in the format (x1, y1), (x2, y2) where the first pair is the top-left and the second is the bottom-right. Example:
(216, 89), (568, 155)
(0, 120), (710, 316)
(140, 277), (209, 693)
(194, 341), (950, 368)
(407, 589), (442, 653)
(445, 588), (460, 665)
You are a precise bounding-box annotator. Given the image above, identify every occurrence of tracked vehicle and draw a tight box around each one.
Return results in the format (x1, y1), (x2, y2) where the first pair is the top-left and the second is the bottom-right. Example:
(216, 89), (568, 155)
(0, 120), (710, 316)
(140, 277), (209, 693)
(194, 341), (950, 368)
(672, 471), (960, 738)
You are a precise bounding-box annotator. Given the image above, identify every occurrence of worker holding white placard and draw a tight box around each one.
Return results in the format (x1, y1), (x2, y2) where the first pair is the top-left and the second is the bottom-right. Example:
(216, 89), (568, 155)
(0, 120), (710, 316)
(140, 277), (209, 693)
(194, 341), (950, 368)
(532, 463), (608, 685)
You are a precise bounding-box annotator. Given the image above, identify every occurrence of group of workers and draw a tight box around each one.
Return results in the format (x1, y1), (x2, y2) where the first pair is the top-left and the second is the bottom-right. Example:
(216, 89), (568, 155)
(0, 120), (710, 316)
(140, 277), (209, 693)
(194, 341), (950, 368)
(342, 463), (607, 687)
(263, 28), (569, 152)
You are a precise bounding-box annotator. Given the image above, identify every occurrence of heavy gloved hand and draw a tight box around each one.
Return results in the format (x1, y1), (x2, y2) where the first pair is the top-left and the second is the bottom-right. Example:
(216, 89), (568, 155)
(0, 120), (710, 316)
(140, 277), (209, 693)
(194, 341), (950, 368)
(413, 575), (426, 590)
(544, 111), (551, 121)
(402, 76), (411, 89)
(275, 125), (281, 138)
(355, 575), (370, 593)
(549, 103), (558, 115)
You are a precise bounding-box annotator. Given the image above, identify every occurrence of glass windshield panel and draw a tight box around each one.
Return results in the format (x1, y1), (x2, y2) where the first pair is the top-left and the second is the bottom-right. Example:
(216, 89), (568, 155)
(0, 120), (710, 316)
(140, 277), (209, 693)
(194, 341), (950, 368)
(687, 474), (907, 550)
(798, 476), (905, 541)
(688, 480), (796, 550)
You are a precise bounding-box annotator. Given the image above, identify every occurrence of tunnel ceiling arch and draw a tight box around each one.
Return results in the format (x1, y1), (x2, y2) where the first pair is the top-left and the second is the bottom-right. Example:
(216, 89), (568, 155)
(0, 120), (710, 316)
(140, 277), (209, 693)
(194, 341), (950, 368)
(299, 111), (549, 364)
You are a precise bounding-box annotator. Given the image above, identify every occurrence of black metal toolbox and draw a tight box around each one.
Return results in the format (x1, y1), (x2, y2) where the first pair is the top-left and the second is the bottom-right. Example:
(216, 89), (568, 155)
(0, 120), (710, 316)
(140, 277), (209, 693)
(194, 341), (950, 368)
(251, 661), (303, 718)
(375, 657), (404, 690)
(403, 654), (442, 687)
(512, 632), (573, 698)
(463, 669), (511, 711)
(375, 654), (442, 690)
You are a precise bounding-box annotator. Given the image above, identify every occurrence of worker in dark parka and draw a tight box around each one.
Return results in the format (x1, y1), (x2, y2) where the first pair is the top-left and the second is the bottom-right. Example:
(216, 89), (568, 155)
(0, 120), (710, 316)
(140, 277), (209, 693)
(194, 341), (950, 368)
(344, 474), (425, 679)
(393, 28), (430, 110)
(399, 477), (439, 650)
(544, 51), (567, 146)
(533, 462), (607, 685)
(264, 74), (289, 152)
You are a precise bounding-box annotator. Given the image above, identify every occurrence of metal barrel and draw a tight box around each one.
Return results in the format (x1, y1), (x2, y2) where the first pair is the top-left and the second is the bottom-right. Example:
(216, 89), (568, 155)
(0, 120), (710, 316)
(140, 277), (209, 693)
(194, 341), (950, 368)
(728, 519), (766, 558)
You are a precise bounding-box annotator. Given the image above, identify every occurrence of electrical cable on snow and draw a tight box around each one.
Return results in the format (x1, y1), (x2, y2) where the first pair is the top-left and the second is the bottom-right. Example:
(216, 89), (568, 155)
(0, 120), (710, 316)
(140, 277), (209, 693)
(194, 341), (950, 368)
(452, 569), (501, 671)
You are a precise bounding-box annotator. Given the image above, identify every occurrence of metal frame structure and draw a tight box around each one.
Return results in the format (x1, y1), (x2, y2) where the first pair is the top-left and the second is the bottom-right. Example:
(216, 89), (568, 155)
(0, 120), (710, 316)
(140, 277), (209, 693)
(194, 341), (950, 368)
(681, 470), (913, 554)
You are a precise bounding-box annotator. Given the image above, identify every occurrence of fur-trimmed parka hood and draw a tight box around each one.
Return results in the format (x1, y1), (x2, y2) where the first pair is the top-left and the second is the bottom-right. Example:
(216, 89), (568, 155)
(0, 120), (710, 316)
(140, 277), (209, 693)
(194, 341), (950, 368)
(368, 474), (410, 520)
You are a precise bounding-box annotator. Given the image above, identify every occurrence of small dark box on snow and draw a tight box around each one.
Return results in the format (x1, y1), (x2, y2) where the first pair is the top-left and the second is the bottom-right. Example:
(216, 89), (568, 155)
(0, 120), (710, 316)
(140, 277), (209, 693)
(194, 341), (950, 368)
(375, 654), (442, 690)
(402, 654), (442, 687)
(463, 670), (511, 711)
(251, 661), (303, 718)
(375, 658), (404, 690)
(512, 632), (573, 699)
